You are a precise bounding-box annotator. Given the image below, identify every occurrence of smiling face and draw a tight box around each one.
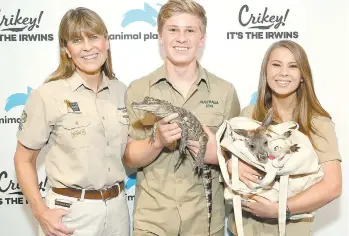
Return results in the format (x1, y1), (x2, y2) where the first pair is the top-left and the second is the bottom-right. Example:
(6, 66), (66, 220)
(159, 13), (205, 67)
(65, 32), (109, 76)
(266, 47), (302, 98)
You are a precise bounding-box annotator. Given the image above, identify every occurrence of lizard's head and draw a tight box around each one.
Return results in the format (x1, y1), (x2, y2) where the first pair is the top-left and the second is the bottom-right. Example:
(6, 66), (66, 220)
(132, 96), (172, 118)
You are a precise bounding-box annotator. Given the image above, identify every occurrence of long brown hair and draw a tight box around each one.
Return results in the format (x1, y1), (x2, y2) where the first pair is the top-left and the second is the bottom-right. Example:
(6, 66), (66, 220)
(47, 7), (115, 82)
(252, 40), (330, 149)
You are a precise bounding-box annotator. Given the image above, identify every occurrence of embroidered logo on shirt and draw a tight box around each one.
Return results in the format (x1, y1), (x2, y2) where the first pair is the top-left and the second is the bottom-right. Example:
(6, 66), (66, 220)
(18, 110), (27, 131)
(200, 100), (219, 108)
(64, 100), (81, 113)
(117, 107), (127, 112)
(117, 107), (129, 124)
(71, 129), (86, 138)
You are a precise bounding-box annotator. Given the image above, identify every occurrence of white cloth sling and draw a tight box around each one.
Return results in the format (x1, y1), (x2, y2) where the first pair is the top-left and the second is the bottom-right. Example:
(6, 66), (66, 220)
(216, 117), (323, 236)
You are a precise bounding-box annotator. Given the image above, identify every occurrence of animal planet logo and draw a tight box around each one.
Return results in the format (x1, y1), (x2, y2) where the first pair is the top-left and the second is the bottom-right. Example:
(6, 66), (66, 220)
(121, 3), (160, 28)
(227, 4), (298, 40)
(108, 2), (162, 41)
(0, 9), (54, 42)
(250, 91), (258, 104)
(1, 87), (32, 125)
(125, 172), (136, 201)
(125, 172), (136, 190)
(5, 87), (32, 112)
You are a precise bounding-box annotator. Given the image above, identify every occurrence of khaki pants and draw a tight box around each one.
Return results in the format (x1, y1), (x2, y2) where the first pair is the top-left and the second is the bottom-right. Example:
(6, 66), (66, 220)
(39, 188), (130, 236)
(133, 227), (224, 236)
(228, 212), (313, 236)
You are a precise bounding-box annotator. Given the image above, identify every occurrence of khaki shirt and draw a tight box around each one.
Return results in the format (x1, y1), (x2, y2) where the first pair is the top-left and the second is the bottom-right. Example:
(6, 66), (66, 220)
(17, 72), (129, 190)
(125, 64), (240, 235)
(228, 104), (341, 235)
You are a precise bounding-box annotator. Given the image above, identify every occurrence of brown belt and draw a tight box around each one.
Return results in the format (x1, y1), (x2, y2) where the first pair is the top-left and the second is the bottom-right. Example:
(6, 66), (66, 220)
(52, 182), (124, 200)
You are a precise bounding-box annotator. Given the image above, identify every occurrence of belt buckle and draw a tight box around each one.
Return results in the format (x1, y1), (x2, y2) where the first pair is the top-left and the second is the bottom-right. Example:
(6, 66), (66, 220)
(99, 183), (120, 201)
(114, 182), (121, 195)
(99, 188), (107, 201)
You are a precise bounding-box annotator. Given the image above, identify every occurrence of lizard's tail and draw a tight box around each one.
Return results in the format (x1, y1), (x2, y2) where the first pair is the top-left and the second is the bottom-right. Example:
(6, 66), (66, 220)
(203, 165), (212, 236)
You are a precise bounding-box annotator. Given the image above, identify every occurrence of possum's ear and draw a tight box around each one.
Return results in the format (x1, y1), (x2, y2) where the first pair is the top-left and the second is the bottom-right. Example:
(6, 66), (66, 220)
(233, 129), (249, 137)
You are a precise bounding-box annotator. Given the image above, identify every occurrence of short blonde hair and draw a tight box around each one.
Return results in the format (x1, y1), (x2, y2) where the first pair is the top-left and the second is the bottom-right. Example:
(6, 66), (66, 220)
(157, 0), (207, 35)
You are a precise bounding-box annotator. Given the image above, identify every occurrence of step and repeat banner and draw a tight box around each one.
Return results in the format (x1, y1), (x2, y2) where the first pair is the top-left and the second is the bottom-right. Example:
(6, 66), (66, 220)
(0, 0), (348, 235)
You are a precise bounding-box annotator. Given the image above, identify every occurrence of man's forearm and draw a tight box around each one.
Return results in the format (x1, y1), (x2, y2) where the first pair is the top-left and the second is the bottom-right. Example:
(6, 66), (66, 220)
(123, 137), (163, 168)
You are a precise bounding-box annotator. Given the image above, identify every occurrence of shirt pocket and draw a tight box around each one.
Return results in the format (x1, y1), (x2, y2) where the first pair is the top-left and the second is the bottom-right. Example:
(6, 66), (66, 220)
(195, 112), (224, 134)
(60, 115), (91, 148)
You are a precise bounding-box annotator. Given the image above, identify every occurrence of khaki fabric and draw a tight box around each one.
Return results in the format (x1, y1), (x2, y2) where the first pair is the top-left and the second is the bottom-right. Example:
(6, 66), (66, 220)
(229, 212), (314, 236)
(38, 189), (130, 236)
(125, 63), (240, 236)
(133, 226), (224, 236)
(228, 104), (341, 235)
(17, 72), (128, 190)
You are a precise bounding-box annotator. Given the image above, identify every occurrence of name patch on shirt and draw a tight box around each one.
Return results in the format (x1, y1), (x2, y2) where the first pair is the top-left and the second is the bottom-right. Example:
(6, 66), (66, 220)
(64, 100), (81, 113)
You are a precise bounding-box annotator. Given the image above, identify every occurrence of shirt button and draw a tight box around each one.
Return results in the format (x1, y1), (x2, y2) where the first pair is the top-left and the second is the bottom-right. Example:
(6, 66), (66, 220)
(179, 180), (182, 184)
(108, 168), (111, 172)
(75, 121), (79, 125)
(102, 116), (105, 120)
(107, 142), (110, 146)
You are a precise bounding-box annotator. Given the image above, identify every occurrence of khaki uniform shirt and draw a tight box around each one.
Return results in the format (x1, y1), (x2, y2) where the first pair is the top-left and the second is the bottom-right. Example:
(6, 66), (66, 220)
(125, 64), (240, 236)
(228, 104), (342, 235)
(17, 72), (129, 190)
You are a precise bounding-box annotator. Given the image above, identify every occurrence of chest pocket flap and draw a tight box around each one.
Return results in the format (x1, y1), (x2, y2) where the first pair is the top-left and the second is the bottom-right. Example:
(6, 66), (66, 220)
(62, 116), (91, 130)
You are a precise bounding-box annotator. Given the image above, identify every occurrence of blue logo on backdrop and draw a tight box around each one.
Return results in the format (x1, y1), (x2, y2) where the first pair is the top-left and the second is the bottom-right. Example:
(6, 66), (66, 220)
(125, 172), (136, 190)
(109, 2), (164, 41)
(4, 87), (32, 112)
(250, 91), (258, 104)
(122, 3), (161, 28)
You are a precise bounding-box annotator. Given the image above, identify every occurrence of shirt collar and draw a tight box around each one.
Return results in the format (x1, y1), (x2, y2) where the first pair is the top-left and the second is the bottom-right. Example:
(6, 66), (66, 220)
(66, 72), (110, 92)
(149, 62), (210, 92)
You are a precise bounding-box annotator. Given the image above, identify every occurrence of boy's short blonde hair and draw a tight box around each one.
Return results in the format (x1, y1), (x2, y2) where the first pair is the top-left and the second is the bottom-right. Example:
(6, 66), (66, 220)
(157, 0), (207, 35)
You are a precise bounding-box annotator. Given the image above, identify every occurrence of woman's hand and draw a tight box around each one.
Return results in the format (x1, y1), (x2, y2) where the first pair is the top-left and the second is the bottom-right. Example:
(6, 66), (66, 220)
(227, 159), (264, 189)
(242, 195), (279, 218)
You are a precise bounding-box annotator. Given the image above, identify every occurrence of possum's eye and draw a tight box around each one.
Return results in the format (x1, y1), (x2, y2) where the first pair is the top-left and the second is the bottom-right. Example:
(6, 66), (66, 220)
(264, 141), (268, 146)
(274, 146), (280, 151)
(249, 144), (256, 150)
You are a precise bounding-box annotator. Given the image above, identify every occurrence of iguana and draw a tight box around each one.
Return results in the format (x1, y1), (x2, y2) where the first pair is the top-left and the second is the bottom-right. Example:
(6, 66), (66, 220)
(132, 96), (212, 235)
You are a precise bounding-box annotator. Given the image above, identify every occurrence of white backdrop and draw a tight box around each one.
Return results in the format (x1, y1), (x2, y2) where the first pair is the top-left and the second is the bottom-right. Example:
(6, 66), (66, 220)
(0, 0), (348, 235)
